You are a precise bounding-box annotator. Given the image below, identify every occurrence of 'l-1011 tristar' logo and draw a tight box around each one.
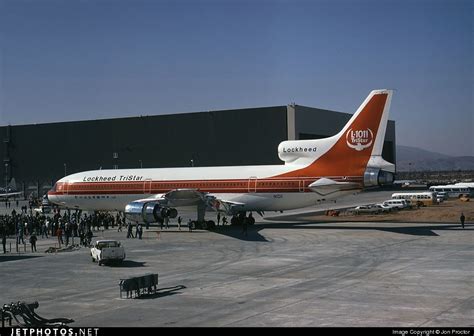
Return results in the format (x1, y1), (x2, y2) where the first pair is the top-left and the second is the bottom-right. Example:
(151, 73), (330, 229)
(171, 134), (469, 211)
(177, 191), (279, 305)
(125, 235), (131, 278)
(346, 128), (374, 151)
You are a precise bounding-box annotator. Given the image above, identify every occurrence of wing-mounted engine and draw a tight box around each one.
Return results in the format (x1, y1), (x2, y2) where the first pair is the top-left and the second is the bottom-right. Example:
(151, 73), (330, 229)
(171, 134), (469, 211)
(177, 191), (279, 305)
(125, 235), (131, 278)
(124, 189), (204, 224)
(125, 188), (248, 224)
(125, 201), (163, 223)
(124, 198), (179, 224)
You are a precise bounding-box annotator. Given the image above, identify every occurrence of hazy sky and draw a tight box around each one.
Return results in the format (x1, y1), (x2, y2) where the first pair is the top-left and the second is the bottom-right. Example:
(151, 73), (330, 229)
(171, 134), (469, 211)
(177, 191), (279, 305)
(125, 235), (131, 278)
(1, 0), (472, 156)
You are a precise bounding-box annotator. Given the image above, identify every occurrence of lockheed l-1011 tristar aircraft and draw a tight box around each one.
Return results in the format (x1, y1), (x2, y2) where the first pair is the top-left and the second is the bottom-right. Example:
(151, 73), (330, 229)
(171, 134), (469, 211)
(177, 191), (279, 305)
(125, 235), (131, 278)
(48, 89), (395, 229)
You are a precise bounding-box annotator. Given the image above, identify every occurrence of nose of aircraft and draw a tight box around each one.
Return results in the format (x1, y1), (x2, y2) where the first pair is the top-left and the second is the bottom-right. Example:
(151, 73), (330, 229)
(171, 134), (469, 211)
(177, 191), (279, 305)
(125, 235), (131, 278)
(42, 193), (51, 206)
(46, 182), (58, 204)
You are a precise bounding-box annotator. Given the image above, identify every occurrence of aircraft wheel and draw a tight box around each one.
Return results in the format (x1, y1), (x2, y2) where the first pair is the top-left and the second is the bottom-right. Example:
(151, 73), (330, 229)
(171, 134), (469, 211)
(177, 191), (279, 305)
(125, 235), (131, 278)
(189, 221), (196, 230)
(206, 220), (215, 230)
(231, 216), (239, 226)
(168, 208), (178, 219)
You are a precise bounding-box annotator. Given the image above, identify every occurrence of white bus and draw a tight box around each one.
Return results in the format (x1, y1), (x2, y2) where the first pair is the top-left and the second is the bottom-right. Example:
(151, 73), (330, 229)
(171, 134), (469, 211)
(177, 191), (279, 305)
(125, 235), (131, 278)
(455, 182), (474, 188)
(428, 185), (472, 198)
(391, 192), (438, 206)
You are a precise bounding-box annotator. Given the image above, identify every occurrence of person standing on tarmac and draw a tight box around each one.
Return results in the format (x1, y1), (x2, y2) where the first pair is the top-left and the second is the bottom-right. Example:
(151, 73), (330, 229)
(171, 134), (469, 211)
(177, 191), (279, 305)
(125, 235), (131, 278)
(137, 224), (143, 239)
(127, 222), (134, 238)
(2, 232), (7, 254)
(29, 232), (37, 252)
(460, 213), (465, 229)
(242, 216), (248, 237)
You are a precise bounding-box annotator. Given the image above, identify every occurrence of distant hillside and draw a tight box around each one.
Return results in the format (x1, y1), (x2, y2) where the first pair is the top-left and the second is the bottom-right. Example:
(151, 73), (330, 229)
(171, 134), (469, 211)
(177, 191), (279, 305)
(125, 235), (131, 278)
(396, 145), (474, 171)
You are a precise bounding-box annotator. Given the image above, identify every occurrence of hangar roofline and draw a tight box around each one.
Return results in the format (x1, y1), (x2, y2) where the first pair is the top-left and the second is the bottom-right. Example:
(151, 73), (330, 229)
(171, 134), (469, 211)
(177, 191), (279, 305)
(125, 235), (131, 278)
(1, 103), (394, 128)
(0, 104), (290, 128)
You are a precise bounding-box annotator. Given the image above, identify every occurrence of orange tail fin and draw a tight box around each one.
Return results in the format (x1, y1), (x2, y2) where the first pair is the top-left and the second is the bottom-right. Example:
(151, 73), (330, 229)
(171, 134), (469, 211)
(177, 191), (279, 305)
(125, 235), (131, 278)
(277, 89), (393, 178)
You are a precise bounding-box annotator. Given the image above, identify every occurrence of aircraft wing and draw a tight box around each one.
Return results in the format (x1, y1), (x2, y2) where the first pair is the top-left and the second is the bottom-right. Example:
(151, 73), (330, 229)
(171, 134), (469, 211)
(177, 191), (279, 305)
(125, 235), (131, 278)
(308, 178), (361, 196)
(0, 191), (23, 199)
(132, 189), (243, 214)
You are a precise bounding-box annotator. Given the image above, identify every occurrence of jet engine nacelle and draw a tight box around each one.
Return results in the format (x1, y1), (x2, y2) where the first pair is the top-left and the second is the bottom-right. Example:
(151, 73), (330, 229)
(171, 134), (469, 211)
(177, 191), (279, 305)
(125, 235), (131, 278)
(124, 201), (179, 223)
(364, 168), (394, 187)
(125, 201), (162, 223)
(161, 207), (178, 219)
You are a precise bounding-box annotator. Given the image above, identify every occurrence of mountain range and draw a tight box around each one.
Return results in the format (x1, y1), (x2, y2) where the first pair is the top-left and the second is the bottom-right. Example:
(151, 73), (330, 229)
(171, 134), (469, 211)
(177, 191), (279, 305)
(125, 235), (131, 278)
(396, 145), (474, 171)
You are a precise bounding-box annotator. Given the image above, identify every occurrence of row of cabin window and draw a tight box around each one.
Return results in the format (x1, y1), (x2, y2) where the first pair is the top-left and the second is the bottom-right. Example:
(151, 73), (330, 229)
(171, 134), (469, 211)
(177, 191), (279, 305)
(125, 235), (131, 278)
(74, 195), (116, 199)
(72, 181), (301, 190)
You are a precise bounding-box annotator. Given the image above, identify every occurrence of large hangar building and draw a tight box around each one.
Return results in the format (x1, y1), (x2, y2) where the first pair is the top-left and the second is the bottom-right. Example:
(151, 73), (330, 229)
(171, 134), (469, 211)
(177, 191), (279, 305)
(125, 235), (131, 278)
(0, 104), (396, 197)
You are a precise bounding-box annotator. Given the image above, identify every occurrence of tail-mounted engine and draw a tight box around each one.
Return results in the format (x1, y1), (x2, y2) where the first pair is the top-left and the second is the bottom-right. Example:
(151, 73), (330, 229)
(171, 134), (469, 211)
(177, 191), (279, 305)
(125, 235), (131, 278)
(125, 201), (177, 223)
(364, 168), (394, 187)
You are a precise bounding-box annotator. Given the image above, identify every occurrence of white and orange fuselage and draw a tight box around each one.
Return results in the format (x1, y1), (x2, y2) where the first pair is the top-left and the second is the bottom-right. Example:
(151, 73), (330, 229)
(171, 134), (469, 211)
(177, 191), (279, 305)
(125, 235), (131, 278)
(48, 90), (395, 217)
(48, 165), (363, 212)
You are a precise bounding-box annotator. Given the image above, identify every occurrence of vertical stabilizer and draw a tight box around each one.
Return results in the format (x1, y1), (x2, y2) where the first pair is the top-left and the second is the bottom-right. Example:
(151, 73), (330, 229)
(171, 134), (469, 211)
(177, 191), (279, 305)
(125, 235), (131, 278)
(277, 90), (393, 178)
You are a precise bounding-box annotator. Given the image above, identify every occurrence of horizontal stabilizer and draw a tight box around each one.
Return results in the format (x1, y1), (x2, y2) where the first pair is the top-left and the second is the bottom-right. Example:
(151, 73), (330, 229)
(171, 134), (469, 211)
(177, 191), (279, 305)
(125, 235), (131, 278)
(308, 178), (361, 196)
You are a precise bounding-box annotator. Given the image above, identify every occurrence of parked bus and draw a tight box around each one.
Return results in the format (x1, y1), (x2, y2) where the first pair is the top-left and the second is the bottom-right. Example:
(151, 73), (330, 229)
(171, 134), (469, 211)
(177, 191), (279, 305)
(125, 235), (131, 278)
(428, 185), (472, 198)
(455, 182), (474, 188)
(391, 192), (438, 206)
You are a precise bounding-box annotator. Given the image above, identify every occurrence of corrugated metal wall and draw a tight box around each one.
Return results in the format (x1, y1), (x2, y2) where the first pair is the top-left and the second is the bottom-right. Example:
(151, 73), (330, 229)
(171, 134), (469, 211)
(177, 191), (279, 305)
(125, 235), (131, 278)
(0, 106), (288, 188)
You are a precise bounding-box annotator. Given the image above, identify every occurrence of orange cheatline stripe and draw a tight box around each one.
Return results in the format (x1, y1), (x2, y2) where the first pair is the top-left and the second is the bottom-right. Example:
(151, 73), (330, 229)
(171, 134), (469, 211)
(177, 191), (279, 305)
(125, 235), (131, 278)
(50, 176), (363, 195)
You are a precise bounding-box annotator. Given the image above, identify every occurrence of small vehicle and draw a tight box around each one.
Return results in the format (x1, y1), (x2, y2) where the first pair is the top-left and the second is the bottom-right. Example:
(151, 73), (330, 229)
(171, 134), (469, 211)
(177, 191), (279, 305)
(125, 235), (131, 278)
(33, 206), (52, 214)
(90, 240), (126, 266)
(381, 199), (408, 210)
(460, 195), (470, 202)
(353, 205), (381, 215)
(373, 204), (392, 213)
(325, 209), (340, 217)
(391, 192), (438, 206)
(436, 192), (448, 201)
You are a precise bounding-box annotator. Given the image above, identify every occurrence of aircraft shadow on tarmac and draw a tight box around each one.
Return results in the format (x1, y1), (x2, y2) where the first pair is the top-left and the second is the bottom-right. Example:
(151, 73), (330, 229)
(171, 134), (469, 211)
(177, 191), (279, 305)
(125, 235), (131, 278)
(136, 285), (186, 300)
(0, 255), (43, 263)
(213, 223), (471, 238)
(108, 260), (147, 268)
(212, 225), (269, 242)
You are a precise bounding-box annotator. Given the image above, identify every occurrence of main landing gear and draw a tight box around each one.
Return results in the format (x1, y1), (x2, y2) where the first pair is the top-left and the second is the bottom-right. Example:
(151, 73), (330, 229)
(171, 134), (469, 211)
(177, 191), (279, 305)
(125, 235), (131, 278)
(188, 220), (216, 230)
(188, 202), (216, 230)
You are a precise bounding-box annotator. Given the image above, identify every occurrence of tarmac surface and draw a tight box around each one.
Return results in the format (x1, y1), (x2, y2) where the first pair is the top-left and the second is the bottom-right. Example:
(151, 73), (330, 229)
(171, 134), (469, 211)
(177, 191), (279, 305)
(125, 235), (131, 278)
(1, 192), (473, 327)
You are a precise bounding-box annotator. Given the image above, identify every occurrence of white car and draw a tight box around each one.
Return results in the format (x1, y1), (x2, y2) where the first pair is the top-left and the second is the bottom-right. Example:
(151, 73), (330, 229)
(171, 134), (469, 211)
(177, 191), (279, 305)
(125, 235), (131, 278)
(33, 206), (52, 214)
(353, 205), (381, 214)
(90, 240), (126, 266)
(381, 199), (408, 210)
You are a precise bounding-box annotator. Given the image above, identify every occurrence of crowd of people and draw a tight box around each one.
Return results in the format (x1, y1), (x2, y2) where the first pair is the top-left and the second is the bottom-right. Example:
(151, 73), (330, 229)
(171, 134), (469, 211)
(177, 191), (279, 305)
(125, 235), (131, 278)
(0, 205), (129, 253)
(1, 200), (256, 254)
